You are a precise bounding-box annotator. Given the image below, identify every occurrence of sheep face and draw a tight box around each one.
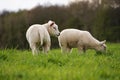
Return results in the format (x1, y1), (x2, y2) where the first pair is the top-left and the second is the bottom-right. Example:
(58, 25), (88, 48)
(48, 20), (60, 37)
(95, 40), (107, 52)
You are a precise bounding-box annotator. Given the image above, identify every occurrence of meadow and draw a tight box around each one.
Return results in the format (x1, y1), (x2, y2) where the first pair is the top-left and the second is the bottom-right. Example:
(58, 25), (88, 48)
(0, 43), (120, 80)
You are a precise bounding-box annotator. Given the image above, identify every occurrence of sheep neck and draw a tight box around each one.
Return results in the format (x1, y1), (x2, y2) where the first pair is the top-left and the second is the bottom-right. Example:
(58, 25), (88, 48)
(43, 23), (51, 34)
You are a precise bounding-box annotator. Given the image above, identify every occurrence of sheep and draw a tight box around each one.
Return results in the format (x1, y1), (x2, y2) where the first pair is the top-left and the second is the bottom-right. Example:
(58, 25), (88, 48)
(58, 29), (107, 54)
(26, 20), (60, 55)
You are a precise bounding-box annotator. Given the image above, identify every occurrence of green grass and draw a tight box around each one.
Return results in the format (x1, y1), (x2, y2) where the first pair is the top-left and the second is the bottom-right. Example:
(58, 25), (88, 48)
(0, 43), (120, 80)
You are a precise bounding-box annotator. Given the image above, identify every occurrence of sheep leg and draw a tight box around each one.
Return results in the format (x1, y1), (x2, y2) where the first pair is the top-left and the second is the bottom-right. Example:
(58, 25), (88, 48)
(67, 48), (72, 53)
(61, 46), (72, 53)
(61, 46), (67, 53)
(77, 47), (84, 54)
(42, 44), (50, 54)
(30, 43), (38, 55)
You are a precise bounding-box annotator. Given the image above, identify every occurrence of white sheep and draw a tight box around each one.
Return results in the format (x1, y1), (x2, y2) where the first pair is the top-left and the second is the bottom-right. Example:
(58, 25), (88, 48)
(58, 29), (106, 54)
(26, 20), (60, 55)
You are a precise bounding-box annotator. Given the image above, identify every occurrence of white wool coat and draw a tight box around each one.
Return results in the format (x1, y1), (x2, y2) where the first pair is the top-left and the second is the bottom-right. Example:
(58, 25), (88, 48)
(58, 29), (106, 53)
(26, 24), (51, 55)
(26, 20), (60, 55)
(26, 24), (50, 46)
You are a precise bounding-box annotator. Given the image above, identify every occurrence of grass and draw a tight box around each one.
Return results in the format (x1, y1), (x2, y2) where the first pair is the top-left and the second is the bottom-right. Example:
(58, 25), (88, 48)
(0, 43), (120, 80)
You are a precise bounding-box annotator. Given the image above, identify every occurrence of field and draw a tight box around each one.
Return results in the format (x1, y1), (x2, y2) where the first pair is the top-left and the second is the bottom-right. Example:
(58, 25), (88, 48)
(0, 43), (120, 80)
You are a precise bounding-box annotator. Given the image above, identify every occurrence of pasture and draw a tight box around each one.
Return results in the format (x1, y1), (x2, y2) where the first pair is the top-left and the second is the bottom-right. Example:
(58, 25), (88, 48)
(0, 43), (120, 80)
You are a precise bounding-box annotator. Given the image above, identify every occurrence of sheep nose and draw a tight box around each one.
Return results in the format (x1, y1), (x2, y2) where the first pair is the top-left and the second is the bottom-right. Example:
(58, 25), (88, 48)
(57, 32), (60, 36)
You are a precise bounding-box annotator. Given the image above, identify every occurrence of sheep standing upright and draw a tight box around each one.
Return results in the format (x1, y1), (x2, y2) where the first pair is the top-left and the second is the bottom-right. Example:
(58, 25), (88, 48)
(26, 20), (60, 55)
(58, 29), (106, 54)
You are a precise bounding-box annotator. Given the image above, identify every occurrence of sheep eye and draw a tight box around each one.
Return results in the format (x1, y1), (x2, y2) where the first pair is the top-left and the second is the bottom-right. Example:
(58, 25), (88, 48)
(53, 27), (56, 30)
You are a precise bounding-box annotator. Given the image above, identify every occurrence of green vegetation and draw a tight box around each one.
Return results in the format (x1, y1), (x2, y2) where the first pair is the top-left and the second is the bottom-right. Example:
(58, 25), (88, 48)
(0, 43), (120, 80)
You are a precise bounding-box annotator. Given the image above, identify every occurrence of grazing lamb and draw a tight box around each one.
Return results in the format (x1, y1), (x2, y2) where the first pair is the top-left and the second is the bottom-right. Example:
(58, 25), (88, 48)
(58, 29), (106, 54)
(26, 20), (60, 55)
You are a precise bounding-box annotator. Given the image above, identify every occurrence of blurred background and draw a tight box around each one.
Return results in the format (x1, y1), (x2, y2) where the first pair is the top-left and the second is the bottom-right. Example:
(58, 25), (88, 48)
(0, 0), (120, 49)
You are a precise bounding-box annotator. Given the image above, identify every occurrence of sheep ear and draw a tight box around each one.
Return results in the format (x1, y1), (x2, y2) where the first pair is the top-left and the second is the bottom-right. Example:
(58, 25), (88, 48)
(100, 40), (106, 45)
(50, 22), (54, 26)
(48, 20), (54, 26)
